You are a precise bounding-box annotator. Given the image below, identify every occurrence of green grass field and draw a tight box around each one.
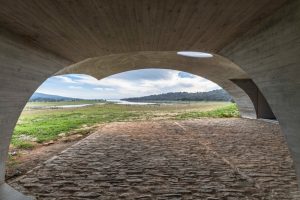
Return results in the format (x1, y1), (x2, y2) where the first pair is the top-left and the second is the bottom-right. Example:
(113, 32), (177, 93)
(12, 101), (239, 149)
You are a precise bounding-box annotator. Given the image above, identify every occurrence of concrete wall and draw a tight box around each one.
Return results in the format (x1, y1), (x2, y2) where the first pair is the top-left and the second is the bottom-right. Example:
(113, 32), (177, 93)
(0, 31), (68, 199)
(220, 0), (300, 183)
(231, 79), (276, 119)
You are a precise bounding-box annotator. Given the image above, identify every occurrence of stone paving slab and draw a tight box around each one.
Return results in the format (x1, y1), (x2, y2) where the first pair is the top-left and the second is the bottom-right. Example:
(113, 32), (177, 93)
(11, 119), (298, 199)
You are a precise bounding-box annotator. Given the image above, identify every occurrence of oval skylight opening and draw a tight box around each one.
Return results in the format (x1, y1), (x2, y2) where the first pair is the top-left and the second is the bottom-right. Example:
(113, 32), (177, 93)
(177, 51), (213, 58)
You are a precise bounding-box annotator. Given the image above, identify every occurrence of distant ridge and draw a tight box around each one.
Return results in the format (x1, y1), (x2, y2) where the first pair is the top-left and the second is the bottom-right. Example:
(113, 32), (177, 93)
(29, 93), (83, 102)
(122, 89), (232, 102)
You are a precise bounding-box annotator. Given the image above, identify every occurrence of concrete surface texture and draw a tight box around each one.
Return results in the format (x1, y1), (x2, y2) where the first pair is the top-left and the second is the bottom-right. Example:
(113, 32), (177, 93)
(0, 0), (299, 198)
(10, 119), (299, 199)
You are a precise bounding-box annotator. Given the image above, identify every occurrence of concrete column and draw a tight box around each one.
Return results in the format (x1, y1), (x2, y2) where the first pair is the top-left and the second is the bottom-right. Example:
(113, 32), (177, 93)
(231, 79), (276, 119)
(0, 31), (69, 198)
(221, 0), (300, 186)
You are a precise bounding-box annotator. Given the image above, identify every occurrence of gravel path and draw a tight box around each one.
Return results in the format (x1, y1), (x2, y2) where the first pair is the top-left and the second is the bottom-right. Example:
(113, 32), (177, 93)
(11, 119), (298, 199)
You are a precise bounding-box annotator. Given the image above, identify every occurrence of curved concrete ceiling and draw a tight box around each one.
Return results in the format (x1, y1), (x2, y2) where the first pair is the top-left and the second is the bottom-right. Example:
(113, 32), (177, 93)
(0, 0), (287, 62)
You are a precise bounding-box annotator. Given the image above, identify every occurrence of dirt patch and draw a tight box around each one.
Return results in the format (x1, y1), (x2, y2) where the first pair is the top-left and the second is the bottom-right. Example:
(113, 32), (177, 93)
(6, 124), (104, 181)
(6, 141), (77, 181)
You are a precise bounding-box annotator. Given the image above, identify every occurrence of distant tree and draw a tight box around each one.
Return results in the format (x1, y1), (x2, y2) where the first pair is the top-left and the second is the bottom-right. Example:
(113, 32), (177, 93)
(122, 89), (233, 102)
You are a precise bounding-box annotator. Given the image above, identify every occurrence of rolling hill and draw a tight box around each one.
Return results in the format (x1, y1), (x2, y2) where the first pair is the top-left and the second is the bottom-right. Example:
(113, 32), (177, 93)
(29, 93), (82, 102)
(122, 89), (233, 102)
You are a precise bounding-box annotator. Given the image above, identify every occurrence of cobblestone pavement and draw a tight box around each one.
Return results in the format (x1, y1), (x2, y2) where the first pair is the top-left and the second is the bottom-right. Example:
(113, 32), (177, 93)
(11, 119), (298, 199)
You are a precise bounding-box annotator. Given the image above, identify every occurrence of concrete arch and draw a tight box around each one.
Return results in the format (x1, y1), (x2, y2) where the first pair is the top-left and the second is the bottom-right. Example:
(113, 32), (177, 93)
(219, 0), (300, 184)
(0, 39), (282, 200)
(0, 49), (260, 199)
(0, 0), (299, 198)
(57, 51), (257, 119)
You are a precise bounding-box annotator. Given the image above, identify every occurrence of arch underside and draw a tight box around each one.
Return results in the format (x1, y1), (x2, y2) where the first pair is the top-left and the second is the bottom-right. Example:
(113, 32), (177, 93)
(0, 0), (299, 198)
(57, 51), (257, 119)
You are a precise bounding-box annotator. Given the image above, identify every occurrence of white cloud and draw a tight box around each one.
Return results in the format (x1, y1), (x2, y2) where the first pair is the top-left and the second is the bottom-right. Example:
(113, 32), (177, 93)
(54, 76), (77, 84)
(93, 87), (115, 91)
(39, 69), (222, 99)
(68, 86), (82, 89)
(94, 87), (103, 91)
(89, 71), (221, 98)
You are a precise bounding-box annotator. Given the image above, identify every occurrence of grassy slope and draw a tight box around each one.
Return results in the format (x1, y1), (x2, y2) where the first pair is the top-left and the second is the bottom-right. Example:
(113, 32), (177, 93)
(176, 104), (239, 119)
(12, 102), (238, 149)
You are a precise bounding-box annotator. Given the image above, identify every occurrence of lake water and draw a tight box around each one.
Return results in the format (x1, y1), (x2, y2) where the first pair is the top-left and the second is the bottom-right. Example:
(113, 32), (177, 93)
(107, 100), (158, 105)
(27, 104), (94, 110)
(50, 104), (93, 108)
(52, 101), (157, 108)
(27, 101), (159, 110)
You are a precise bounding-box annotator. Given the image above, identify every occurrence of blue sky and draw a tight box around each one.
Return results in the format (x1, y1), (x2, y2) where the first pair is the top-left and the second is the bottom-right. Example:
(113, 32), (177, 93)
(36, 69), (221, 99)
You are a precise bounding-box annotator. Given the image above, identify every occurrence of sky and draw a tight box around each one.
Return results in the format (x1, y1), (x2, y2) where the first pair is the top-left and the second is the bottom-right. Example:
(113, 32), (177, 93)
(36, 69), (221, 100)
